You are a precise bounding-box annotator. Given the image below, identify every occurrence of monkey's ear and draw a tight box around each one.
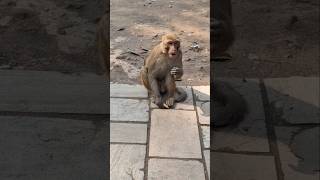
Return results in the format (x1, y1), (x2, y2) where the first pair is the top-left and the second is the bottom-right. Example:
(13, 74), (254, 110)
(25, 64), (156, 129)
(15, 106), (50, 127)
(161, 42), (167, 54)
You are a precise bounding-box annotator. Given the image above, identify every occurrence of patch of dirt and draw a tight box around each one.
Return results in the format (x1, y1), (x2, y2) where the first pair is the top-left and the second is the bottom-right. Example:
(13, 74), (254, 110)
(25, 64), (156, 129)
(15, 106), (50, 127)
(215, 0), (319, 78)
(0, 0), (105, 73)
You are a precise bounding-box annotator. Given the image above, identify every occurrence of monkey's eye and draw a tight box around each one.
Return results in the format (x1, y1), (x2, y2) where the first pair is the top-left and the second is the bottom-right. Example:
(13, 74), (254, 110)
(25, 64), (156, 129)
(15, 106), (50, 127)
(168, 42), (173, 45)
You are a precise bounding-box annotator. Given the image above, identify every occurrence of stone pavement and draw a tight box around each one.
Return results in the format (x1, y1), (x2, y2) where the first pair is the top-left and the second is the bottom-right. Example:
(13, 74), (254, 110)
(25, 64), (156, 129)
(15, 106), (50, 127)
(0, 70), (318, 180)
(110, 84), (210, 180)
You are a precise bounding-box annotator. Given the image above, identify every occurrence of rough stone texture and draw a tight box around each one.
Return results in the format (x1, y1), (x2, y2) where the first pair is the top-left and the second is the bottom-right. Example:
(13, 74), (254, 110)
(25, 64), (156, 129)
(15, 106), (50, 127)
(110, 123), (147, 143)
(0, 70), (107, 114)
(213, 79), (269, 152)
(275, 127), (320, 180)
(265, 77), (320, 124)
(204, 150), (210, 179)
(110, 98), (149, 122)
(193, 86), (210, 101)
(201, 126), (210, 149)
(0, 116), (107, 180)
(212, 152), (277, 180)
(110, 83), (148, 98)
(149, 109), (202, 158)
(197, 101), (210, 125)
(110, 144), (145, 180)
(150, 86), (194, 110)
(148, 159), (205, 180)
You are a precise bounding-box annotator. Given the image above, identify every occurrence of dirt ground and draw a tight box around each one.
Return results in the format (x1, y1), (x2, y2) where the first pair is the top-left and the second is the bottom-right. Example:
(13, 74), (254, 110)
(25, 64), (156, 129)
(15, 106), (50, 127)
(0, 0), (318, 84)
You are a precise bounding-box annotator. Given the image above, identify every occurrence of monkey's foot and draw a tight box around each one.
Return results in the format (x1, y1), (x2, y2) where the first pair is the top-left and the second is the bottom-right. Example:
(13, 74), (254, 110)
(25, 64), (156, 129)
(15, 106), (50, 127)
(163, 97), (175, 109)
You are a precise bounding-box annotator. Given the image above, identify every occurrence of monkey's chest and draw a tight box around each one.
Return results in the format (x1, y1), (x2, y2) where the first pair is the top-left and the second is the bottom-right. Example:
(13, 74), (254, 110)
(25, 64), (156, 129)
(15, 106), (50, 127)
(154, 66), (170, 80)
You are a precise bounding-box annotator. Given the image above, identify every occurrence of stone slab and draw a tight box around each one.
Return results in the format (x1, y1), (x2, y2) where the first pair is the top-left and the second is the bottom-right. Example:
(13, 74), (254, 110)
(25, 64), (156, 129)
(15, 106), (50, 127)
(110, 83), (148, 98)
(0, 116), (107, 180)
(110, 144), (145, 180)
(265, 77), (319, 124)
(197, 101), (210, 125)
(110, 123), (147, 143)
(201, 126), (210, 149)
(110, 98), (149, 122)
(151, 86), (194, 110)
(193, 86), (210, 101)
(212, 152), (277, 180)
(0, 70), (107, 114)
(275, 127), (320, 180)
(204, 150), (210, 179)
(213, 79), (269, 152)
(148, 159), (205, 180)
(149, 109), (202, 158)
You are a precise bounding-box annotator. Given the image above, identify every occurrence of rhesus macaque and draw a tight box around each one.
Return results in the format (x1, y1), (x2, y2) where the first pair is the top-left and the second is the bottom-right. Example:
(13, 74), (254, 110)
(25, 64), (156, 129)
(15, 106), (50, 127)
(212, 0), (247, 127)
(96, 13), (109, 80)
(140, 34), (187, 109)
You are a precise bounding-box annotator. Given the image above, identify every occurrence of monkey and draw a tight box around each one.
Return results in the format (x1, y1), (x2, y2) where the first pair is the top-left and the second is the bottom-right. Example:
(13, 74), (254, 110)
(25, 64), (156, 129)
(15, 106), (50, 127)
(96, 13), (109, 80)
(211, 0), (248, 127)
(140, 34), (187, 109)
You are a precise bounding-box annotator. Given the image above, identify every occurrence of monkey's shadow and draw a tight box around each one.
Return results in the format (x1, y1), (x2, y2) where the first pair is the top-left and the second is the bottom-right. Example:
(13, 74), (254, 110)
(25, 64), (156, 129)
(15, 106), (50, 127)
(211, 78), (319, 175)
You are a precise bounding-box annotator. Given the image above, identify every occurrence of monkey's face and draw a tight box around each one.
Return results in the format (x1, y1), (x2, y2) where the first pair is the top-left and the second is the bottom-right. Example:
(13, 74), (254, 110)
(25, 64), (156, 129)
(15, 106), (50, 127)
(163, 40), (180, 58)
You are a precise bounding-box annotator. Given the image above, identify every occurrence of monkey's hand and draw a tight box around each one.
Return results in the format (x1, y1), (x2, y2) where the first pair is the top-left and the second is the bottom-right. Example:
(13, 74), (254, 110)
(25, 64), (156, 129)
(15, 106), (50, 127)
(170, 67), (182, 81)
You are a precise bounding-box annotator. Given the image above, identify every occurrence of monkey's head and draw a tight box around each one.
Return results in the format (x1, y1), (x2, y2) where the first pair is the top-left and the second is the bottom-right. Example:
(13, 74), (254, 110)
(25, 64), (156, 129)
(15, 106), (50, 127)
(161, 34), (181, 58)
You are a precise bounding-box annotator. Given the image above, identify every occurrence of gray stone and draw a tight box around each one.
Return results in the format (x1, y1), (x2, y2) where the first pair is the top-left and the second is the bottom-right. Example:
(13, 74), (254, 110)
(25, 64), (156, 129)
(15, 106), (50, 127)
(0, 70), (107, 114)
(275, 127), (320, 180)
(149, 109), (202, 158)
(110, 123), (147, 143)
(110, 98), (149, 122)
(148, 159), (205, 180)
(193, 86), (210, 101)
(201, 126), (210, 149)
(265, 77), (319, 124)
(150, 86), (195, 110)
(110, 144), (145, 180)
(212, 152), (277, 180)
(0, 116), (107, 180)
(110, 83), (148, 98)
(213, 78), (269, 152)
(0, 16), (12, 26)
(203, 150), (210, 179)
(197, 101), (210, 125)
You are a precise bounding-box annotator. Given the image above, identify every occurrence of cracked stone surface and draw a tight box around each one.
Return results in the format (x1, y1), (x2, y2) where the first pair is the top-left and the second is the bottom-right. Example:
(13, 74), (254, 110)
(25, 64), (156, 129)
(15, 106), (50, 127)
(110, 98), (149, 122)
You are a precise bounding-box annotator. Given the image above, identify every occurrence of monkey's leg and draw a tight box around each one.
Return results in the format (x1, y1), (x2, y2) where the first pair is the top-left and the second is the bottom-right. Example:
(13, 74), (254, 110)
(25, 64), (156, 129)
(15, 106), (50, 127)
(163, 75), (176, 108)
(149, 76), (165, 108)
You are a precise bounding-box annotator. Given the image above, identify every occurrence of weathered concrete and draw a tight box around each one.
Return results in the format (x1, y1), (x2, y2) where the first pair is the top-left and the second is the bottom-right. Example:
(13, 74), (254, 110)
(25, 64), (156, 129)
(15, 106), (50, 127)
(265, 77), (320, 124)
(110, 123), (147, 143)
(110, 98), (149, 122)
(0, 116), (107, 180)
(193, 86), (210, 101)
(275, 127), (320, 180)
(149, 109), (202, 158)
(201, 125), (210, 149)
(148, 159), (206, 180)
(204, 150), (210, 179)
(213, 79), (269, 152)
(110, 144), (146, 180)
(0, 70), (107, 114)
(196, 101), (210, 125)
(212, 152), (277, 180)
(110, 83), (148, 98)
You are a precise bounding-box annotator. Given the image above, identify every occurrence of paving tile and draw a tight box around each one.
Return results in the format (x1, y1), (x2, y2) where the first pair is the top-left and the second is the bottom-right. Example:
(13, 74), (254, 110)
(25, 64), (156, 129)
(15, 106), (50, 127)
(213, 79), (269, 152)
(149, 109), (202, 158)
(193, 86), (210, 101)
(0, 116), (107, 180)
(212, 152), (277, 180)
(265, 77), (319, 124)
(110, 98), (149, 122)
(148, 159), (205, 180)
(150, 86), (194, 110)
(110, 83), (148, 98)
(110, 123), (147, 143)
(0, 70), (107, 114)
(197, 101), (210, 125)
(203, 150), (210, 179)
(201, 126), (210, 149)
(275, 127), (320, 180)
(110, 144), (145, 180)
